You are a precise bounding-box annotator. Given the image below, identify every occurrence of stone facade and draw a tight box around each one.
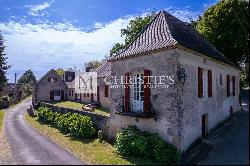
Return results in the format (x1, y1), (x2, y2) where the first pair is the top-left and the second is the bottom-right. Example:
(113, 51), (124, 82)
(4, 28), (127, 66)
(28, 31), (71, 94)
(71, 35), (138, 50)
(109, 48), (240, 152)
(92, 77), (111, 111)
(32, 69), (67, 104)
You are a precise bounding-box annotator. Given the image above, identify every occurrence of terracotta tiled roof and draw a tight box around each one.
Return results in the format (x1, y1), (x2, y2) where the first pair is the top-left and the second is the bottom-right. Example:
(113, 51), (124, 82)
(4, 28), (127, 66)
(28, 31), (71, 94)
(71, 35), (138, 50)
(96, 62), (111, 78)
(109, 11), (236, 68)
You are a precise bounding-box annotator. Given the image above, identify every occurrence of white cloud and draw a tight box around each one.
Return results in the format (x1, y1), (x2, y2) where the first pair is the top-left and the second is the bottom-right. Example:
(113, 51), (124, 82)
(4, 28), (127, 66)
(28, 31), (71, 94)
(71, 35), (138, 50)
(0, 16), (134, 81)
(25, 1), (54, 16)
(166, 6), (200, 22)
(0, 8), (201, 82)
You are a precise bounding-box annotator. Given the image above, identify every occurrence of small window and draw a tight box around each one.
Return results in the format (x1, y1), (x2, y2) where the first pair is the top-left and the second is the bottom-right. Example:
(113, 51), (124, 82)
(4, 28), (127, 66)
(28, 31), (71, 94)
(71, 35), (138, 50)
(220, 74), (223, 86)
(87, 93), (89, 97)
(48, 77), (58, 83)
(104, 85), (109, 97)
(84, 93), (86, 97)
(69, 90), (73, 96)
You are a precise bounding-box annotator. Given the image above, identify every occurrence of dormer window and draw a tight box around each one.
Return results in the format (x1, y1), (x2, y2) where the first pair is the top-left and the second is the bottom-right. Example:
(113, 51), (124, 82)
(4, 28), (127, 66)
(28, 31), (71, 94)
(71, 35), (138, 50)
(48, 77), (58, 83)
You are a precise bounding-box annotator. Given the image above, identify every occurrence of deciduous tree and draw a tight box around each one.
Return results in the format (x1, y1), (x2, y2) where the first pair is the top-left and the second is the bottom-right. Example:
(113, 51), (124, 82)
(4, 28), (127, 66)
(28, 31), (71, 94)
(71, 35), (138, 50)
(0, 33), (10, 88)
(196, 0), (249, 65)
(109, 12), (157, 56)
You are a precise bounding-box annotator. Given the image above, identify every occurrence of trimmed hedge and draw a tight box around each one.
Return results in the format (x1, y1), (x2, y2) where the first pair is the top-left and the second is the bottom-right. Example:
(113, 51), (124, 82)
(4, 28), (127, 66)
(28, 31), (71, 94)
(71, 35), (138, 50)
(37, 107), (96, 138)
(115, 126), (180, 164)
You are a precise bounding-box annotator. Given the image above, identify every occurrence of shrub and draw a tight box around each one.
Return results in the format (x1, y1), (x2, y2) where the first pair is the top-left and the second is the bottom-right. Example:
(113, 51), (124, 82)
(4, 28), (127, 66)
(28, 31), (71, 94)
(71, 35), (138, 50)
(69, 114), (96, 138)
(115, 126), (180, 164)
(36, 107), (96, 138)
(55, 112), (73, 133)
(37, 107), (54, 123)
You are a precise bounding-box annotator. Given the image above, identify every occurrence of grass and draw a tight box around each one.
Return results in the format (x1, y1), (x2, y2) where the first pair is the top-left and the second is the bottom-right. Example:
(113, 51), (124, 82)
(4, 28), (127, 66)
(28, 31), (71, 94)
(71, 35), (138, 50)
(51, 101), (110, 116)
(0, 111), (5, 133)
(25, 114), (158, 165)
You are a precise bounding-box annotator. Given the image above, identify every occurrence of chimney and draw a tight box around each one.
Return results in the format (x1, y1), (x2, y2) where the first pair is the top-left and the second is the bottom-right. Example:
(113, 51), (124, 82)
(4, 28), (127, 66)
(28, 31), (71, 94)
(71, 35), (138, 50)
(64, 71), (75, 82)
(85, 67), (91, 72)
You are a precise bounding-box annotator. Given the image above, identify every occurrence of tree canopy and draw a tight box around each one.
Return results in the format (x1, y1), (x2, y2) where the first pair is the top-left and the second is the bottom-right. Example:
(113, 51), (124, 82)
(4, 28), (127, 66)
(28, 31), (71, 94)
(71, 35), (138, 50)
(84, 60), (102, 70)
(17, 69), (36, 85)
(0, 33), (10, 88)
(109, 12), (157, 56)
(55, 68), (64, 77)
(196, 0), (249, 65)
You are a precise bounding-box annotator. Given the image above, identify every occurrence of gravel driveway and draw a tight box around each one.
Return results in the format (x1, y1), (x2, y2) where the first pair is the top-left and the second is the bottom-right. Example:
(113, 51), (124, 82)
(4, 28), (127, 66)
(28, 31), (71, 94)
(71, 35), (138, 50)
(4, 99), (86, 165)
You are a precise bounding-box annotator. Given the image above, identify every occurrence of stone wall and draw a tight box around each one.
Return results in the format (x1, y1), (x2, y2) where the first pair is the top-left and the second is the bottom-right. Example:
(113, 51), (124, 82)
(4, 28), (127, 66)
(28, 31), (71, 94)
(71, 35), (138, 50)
(39, 102), (110, 137)
(94, 77), (112, 111)
(67, 88), (75, 101)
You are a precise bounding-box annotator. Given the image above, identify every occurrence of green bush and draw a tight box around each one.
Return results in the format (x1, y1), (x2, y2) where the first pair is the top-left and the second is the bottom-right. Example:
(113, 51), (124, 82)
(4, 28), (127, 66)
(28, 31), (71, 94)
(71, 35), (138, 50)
(69, 114), (96, 138)
(36, 107), (96, 138)
(0, 96), (9, 102)
(37, 107), (54, 123)
(115, 126), (180, 164)
(55, 112), (73, 133)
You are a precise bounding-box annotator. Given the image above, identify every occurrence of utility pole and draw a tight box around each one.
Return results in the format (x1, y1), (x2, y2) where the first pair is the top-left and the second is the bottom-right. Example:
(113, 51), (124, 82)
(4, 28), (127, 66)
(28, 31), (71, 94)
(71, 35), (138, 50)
(15, 73), (18, 85)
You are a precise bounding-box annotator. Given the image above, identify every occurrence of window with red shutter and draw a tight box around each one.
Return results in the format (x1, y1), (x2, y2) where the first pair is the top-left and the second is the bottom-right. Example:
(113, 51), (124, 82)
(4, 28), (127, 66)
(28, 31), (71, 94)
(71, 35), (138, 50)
(232, 76), (235, 96)
(144, 70), (151, 112)
(104, 85), (109, 97)
(208, 70), (212, 97)
(124, 72), (130, 112)
(198, 67), (203, 98)
(227, 75), (230, 97)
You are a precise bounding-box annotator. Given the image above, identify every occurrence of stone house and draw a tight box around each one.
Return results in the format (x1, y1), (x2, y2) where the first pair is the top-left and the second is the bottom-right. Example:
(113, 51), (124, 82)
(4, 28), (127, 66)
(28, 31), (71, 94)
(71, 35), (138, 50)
(64, 71), (76, 101)
(32, 69), (67, 104)
(65, 79), (76, 101)
(93, 62), (112, 110)
(107, 11), (240, 152)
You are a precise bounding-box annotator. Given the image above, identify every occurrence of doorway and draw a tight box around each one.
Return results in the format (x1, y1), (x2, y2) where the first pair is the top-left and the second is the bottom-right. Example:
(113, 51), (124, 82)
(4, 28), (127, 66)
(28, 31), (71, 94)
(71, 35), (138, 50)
(202, 114), (208, 138)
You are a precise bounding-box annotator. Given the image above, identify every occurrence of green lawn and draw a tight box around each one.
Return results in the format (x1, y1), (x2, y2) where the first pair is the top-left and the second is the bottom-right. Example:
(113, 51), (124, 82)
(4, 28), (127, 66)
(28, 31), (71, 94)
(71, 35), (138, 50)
(25, 114), (157, 165)
(0, 111), (5, 133)
(51, 101), (110, 116)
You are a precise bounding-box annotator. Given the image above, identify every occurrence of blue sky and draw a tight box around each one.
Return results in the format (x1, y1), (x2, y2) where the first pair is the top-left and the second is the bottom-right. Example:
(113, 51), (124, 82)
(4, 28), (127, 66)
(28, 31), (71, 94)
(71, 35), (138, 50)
(0, 0), (218, 82)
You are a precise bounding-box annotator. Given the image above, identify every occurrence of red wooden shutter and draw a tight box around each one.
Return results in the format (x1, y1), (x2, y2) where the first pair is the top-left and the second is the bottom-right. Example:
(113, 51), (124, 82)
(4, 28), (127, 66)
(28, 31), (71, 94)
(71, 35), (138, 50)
(232, 76), (235, 96)
(97, 86), (100, 102)
(124, 72), (130, 112)
(227, 75), (230, 97)
(208, 70), (212, 97)
(198, 67), (203, 98)
(104, 85), (108, 97)
(61, 90), (64, 100)
(91, 93), (93, 102)
(50, 91), (54, 100)
(144, 70), (151, 112)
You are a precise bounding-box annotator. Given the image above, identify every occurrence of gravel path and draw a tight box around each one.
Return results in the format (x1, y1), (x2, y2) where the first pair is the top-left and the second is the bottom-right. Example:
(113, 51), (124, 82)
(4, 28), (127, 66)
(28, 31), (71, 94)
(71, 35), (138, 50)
(4, 99), (86, 165)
